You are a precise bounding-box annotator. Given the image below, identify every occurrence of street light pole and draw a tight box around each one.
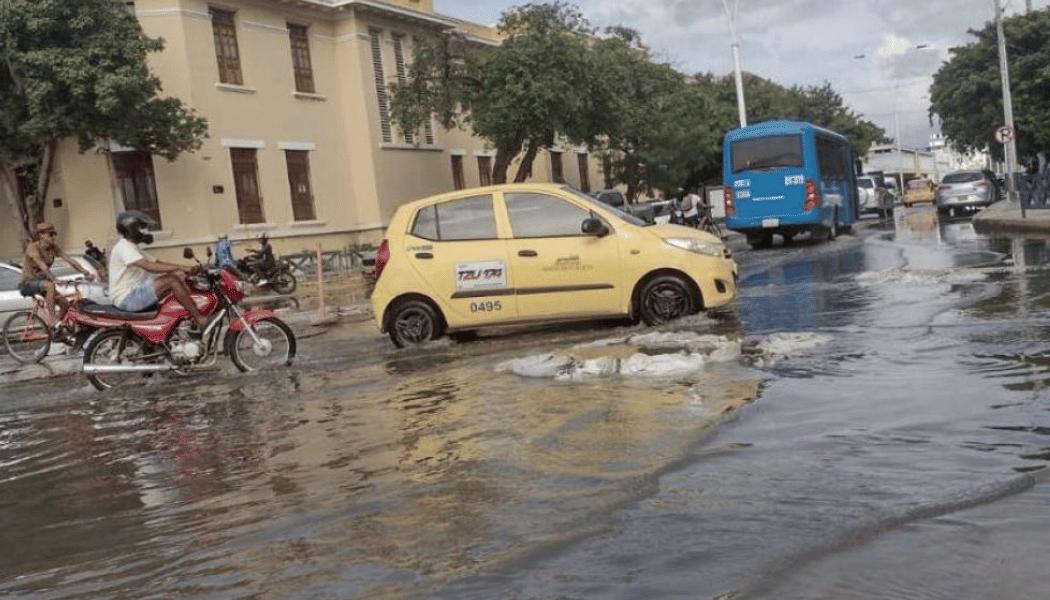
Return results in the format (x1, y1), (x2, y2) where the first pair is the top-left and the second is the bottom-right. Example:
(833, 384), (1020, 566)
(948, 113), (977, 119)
(994, 0), (1021, 206)
(722, 0), (747, 128)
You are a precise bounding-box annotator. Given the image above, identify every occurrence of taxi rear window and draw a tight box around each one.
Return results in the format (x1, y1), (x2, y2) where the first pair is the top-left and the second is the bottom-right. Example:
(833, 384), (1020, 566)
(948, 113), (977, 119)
(411, 194), (497, 241)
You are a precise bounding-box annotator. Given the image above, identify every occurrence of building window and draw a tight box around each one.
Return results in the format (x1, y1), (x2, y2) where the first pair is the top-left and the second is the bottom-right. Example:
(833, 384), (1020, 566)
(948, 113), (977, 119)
(391, 34), (414, 144)
(550, 150), (564, 183)
(288, 24), (315, 94)
(477, 155), (492, 187)
(369, 29), (392, 144)
(210, 8), (243, 85)
(112, 151), (162, 228)
(230, 149), (265, 224)
(285, 150), (316, 221)
(577, 152), (590, 193)
(451, 155), (465, 190)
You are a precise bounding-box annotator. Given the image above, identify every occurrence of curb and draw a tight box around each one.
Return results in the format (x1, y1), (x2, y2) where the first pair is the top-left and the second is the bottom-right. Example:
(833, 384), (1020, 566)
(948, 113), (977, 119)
(973, 201), (1050, 236)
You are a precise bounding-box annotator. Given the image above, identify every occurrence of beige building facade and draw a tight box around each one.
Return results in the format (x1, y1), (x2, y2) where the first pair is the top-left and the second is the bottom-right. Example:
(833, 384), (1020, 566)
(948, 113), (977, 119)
(0, 0), (607, 261)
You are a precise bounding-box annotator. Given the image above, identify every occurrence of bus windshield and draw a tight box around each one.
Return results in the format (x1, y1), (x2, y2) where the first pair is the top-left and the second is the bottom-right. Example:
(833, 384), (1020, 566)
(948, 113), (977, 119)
(731, 135), (804, 174)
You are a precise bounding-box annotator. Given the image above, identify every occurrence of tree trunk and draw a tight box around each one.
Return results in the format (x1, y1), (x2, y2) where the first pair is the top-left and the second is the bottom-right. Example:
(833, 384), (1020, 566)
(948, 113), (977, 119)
(0, 167), (31, 246)
(491, 143), (519, 185)
(35, 140), (56, 211)
(513, 139), (541, 183)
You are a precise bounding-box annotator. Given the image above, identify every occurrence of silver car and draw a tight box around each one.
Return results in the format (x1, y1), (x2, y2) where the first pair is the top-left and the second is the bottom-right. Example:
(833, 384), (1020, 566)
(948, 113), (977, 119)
(936, 170), (999, 215)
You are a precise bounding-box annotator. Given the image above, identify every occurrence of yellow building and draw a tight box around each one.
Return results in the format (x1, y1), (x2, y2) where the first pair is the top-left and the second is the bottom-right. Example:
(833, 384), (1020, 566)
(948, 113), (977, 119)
(0, 0), (606, 261)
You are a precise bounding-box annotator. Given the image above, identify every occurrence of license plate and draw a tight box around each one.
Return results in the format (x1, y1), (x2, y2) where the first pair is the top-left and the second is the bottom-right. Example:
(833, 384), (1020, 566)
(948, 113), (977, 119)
(762, 218), (780, 229)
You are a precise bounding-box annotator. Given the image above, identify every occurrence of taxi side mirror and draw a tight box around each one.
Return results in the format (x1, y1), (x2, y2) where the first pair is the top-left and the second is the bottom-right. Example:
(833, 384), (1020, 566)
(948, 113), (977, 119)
(582, 217), (609, 237)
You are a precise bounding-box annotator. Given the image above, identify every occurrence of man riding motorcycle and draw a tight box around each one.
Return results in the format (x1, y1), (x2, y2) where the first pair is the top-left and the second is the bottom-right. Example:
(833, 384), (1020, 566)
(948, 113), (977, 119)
(108, 211), (208, 331)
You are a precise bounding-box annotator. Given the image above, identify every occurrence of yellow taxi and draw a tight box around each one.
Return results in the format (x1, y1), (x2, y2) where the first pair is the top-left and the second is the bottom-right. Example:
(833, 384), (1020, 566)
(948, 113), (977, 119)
(903, 178), (937, 207)
(371, 184), (738, 347)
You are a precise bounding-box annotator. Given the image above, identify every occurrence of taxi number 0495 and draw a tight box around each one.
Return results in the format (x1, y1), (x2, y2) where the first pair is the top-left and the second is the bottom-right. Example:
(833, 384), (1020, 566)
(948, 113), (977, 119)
(470, 301), (503, 313)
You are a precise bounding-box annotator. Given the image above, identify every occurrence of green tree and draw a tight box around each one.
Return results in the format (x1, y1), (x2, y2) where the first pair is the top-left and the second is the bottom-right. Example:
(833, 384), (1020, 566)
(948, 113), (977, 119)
(930, 8), (1050, 162)
(0, 0), (208, 243)
(391, 2), (600, 184)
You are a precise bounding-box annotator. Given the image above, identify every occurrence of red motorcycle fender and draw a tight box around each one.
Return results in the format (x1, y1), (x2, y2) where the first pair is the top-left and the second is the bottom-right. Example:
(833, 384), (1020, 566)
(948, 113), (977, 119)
(228, 309), (279, 332)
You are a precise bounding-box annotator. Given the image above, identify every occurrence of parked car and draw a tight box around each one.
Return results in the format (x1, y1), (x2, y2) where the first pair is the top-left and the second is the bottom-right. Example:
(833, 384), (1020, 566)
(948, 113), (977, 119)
(592, 189), (656, 224)
(649, 200), (674, 225)
(903, 178), (936, 207)
(936, 170), (999, 215)
(857, 176), (892, 216)
(371, 183), (738, 347)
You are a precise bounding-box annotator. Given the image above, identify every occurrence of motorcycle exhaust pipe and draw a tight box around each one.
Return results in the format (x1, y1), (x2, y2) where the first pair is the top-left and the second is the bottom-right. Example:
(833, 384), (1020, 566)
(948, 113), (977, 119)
(82, 364), (179, 375)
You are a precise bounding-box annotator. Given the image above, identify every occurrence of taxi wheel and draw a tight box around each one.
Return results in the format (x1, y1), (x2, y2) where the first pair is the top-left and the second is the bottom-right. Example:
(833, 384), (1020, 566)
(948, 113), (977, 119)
(389, 300), (443, 348)
(639, 275), (697, 326)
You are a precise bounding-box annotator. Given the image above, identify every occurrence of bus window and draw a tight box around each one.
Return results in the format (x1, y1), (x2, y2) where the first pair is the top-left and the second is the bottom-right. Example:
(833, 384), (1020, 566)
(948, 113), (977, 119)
(731, 135), (803, 173)
(816, 137), (849, 180)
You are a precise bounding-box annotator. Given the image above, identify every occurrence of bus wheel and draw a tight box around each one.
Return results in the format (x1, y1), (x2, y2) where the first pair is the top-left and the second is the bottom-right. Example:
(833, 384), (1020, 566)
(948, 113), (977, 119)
(748, 232), (773, 250)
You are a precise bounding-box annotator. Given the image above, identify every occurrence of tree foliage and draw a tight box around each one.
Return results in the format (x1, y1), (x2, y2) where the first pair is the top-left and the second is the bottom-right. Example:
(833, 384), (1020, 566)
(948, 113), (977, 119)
(0, 0), (208, 242)
(930, 7), (1050, 162)
(392, 2), (884, 198)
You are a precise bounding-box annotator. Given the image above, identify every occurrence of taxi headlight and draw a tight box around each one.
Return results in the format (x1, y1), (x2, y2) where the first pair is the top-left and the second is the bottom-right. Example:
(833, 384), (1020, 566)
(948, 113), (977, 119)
(664, 237), (724, 257)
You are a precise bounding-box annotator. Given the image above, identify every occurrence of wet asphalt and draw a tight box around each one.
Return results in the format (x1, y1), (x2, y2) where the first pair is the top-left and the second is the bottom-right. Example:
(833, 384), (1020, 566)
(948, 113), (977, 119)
(3, 206), (1050, 599)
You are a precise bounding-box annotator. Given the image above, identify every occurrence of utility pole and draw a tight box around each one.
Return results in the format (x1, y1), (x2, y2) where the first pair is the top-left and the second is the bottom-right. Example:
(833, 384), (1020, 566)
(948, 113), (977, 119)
(894, 92), (905, 197)
(994, 0), (1021, 207)
(722, 0), (747, 128)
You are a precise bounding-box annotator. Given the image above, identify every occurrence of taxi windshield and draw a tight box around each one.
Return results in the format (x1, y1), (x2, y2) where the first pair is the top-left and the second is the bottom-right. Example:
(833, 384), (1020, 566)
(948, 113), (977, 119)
(561, 186), (650, 227)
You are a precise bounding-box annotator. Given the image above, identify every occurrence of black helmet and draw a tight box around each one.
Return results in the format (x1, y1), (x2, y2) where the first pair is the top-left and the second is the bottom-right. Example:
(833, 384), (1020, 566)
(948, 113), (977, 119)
(116, 210), (156, 244)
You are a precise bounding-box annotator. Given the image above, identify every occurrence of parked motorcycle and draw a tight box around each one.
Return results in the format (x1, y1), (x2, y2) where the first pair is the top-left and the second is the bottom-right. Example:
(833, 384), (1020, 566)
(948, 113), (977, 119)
(80, 248), (297, 391)
(236, 254), (297, 294)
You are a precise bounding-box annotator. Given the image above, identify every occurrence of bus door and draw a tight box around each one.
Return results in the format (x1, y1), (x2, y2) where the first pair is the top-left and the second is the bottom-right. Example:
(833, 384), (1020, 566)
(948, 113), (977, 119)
(728, 134), (807, 222)
(815, 136), (853, 224)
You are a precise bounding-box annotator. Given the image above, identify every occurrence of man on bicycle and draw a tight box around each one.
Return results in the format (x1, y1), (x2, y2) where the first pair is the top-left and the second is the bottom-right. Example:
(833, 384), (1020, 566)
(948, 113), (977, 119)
(19, 222), (95, 327)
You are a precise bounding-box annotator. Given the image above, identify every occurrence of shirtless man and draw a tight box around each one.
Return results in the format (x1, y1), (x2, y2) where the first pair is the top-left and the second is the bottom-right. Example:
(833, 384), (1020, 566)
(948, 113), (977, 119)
(19, 222), (95, 326)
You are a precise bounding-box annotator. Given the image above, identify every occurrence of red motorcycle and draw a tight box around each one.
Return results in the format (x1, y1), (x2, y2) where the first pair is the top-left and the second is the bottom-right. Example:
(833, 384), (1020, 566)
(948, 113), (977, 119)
(77, 248), (297, 391)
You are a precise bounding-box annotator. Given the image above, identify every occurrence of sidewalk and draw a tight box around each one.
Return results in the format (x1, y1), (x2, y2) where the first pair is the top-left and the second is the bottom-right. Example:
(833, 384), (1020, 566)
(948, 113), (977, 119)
(973, 200), (1050, 236)
(0, 303), (373, 386)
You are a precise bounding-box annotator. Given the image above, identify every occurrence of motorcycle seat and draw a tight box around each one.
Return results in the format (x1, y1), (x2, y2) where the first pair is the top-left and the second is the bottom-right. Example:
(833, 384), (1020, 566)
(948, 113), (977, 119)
(78, 301), (159, 321)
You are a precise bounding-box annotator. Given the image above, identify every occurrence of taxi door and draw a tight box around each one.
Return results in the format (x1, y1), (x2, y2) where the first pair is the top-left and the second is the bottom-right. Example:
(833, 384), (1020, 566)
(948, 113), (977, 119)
(402, 193), (517, 326)
(502, 190), (623, 319)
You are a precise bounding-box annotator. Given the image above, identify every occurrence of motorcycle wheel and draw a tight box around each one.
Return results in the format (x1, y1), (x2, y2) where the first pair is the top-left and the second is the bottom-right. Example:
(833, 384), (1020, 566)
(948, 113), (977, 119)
(83, 328), (147, 391)
(2, 310), (51, 364)
(225, 317), (297, 373)
(271, 269), (297, 295)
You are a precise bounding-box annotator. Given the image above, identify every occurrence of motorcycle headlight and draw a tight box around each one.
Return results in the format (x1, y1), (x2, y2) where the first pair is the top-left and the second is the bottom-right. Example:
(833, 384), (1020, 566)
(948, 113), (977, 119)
(664, 237), (724, 257)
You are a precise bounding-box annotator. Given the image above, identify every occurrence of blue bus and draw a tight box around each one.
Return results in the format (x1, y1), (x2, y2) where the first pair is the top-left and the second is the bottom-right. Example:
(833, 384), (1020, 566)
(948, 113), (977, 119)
(723, 120), (859, 249)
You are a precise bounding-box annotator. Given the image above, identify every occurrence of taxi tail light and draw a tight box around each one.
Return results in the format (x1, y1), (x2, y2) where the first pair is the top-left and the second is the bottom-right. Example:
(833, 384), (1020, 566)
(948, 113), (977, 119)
(375, 239), (390, 281)
(724, 187), (736, 217)
(803, 179), (821, 212)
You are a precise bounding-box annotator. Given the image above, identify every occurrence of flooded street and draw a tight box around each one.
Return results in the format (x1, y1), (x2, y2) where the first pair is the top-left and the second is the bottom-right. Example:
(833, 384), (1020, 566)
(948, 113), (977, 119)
(4, 207), (1050, 599)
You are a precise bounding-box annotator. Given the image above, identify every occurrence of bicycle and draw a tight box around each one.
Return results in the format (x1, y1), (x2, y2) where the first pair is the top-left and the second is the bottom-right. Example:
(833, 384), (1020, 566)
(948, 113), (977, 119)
(2, 279), (91, 364)
(697, 205), (726, 240)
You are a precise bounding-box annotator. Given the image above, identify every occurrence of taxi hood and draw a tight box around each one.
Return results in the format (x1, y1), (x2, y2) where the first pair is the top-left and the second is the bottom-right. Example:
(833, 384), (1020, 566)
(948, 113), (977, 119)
(647, 223), (723, 245)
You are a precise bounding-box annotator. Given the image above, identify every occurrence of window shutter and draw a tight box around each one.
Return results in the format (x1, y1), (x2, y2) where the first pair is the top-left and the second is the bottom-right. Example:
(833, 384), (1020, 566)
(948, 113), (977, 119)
(210, 8), (242, 85)
(369, 30), (393, 144)
(288, 24), (315, 94)
(392, 34), (414, 144)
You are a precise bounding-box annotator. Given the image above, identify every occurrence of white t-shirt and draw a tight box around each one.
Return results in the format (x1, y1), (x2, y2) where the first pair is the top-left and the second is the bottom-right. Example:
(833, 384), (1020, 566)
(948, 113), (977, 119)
(683, 193), (702, 217)
(108, 238), (154, 304)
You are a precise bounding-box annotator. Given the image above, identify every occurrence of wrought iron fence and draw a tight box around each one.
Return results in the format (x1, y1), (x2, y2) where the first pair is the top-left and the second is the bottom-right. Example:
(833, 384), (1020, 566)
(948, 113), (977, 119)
(278, 247), (377, 277)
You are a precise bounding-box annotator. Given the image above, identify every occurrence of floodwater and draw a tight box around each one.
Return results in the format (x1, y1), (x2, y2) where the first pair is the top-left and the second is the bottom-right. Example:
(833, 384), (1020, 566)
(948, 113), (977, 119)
(3, 207), (1050, 598)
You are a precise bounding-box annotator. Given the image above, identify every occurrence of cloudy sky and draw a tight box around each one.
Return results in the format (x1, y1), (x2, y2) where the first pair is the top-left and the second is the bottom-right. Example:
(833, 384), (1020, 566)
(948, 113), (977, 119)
(436, 0), (1047, 149)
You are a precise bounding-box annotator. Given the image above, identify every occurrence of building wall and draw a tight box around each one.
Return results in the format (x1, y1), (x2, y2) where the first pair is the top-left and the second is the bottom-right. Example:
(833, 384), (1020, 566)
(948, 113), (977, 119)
(0, 0), (605, 263)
